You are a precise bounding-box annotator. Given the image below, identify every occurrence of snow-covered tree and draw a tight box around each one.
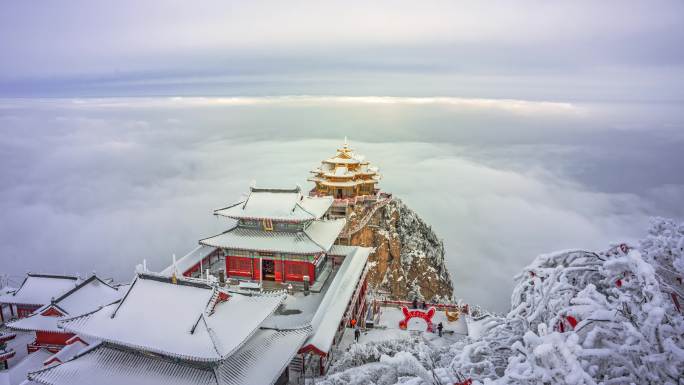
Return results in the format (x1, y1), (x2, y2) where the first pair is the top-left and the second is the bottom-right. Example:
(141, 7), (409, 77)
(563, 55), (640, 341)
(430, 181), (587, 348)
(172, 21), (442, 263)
(455, 217), (684, 384)
(321, 218), (684, 385)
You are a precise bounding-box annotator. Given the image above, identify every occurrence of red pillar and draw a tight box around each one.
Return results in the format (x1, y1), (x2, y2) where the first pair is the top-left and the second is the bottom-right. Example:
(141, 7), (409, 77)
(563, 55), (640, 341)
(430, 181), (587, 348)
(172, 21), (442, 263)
(252, 258), (261, 281)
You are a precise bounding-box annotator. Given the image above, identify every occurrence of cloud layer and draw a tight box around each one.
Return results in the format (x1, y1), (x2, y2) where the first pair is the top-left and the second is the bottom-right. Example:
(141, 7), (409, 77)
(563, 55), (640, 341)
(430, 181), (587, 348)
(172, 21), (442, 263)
(1, 97), (682, 310)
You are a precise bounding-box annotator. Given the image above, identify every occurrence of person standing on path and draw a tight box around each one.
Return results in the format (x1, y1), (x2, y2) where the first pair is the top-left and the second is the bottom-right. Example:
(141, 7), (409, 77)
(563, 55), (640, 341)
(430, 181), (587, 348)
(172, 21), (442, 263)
(354, 325), (361, 342)
(437, 322), (444, 337)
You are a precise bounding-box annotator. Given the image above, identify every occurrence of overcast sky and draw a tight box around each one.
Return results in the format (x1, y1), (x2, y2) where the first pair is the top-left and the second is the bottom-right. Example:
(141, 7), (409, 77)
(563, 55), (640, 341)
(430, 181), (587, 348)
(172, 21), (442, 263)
(1, 1), (683, 310)
(2, 0), (683, 100)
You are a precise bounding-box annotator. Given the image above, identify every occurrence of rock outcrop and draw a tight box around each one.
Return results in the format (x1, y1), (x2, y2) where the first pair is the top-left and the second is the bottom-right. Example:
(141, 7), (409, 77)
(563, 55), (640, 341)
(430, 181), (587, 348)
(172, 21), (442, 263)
(346, 198), (454, 302)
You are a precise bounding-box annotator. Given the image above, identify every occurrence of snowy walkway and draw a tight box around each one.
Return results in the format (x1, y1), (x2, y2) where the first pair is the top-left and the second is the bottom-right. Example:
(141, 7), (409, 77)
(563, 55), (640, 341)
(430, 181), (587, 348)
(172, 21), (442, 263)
(376, 306), (468, 335)
(335, 306), (467, 358)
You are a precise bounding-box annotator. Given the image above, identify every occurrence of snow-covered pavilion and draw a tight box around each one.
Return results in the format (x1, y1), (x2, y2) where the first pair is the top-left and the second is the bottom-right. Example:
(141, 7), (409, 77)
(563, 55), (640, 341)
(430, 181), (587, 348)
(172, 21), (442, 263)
(308, 139), (382, 217)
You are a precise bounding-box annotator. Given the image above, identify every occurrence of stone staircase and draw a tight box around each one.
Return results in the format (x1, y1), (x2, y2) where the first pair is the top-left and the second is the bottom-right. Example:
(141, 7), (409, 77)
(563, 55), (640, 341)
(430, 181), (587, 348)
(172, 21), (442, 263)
(339, 197), (393, 238)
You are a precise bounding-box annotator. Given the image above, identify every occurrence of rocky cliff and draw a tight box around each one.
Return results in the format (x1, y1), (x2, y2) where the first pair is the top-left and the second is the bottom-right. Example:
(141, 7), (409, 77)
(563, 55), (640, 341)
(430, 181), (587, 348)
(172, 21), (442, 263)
(346, 198), (454, 302)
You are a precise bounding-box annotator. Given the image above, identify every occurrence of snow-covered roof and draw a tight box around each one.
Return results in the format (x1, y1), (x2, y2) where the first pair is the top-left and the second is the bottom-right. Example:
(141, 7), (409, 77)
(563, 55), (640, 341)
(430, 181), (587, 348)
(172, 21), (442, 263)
(304, 219), (347, 251)
(328, 244), (359, 256)
(303, 246), (371, 354)
(0, 274), (79, 306)
(28, 344), (216, 385)
(60, 274), (285, 362)
(317, 164), (380, 180)
(322, 156), (361, 165)
(28, 326), (311, 385)
(214, 326), (311, 385)
(43, 338), (92, 365)
(200, 219), (345, 255)
(4, 349), (54, 385)
(307, 177), (378, 187)
(7, 276), (121, 333)
(160, 245), (217, 276)
(214, 187), (333, 222)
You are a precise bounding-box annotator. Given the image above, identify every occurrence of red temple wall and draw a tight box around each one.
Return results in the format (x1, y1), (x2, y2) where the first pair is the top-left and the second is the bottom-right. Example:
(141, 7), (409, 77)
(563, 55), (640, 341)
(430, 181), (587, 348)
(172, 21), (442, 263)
(226, 256), (253, 278)
(225, 255), (316, 282)
(284, 260), (315, 282)
(35, 331), (73, 346)
(274, 259), (283, 281)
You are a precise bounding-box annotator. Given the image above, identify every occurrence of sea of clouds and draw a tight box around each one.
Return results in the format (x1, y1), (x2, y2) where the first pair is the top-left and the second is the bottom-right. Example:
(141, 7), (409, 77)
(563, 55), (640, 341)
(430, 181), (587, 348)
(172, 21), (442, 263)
(1, 96), (682, 311)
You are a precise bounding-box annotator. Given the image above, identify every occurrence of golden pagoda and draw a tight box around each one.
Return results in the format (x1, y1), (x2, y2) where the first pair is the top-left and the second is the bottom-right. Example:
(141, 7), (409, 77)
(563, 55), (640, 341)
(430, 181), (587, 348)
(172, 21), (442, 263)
(308, 138), (381, 206)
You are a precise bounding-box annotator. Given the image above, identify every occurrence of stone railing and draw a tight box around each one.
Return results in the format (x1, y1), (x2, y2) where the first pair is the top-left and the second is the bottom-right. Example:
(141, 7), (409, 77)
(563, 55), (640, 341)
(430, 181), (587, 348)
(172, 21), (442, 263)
(372, 298), (467, 313)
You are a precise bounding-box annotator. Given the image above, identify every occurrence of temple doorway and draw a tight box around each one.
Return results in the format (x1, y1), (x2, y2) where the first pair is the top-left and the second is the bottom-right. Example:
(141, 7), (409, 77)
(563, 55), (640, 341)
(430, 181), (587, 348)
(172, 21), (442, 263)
(262, 259), (275, 281)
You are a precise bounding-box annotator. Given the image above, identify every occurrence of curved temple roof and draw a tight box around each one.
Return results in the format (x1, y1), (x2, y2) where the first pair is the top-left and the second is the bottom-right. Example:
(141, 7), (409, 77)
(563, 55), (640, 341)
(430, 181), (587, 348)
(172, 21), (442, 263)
(214, 186), (333, 222)
(301, 246), (371, 355)
(199, 218), (346, 255)
(308, 140), (381, 192)
(7, 275), (122, 333)
(60, 274), (286, 362)
(28, 325), (311, 385)
(0, 274), (79, 306)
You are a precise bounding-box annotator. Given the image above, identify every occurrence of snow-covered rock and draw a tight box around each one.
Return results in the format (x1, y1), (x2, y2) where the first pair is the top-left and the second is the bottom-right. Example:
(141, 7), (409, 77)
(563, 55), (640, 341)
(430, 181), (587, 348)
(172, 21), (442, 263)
(349, 198), (454, 302)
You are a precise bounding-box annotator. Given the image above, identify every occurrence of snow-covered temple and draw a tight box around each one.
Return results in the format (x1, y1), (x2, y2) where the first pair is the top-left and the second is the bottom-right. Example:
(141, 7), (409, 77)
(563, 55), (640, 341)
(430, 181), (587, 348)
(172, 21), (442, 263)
(6, 275), (121, 355)
(0, 274), (79, 321)
(8, 184), (373, 384)
(165, 186), (347, 286)
(308, 140), (381, 217)
(157, 184), (373, 378)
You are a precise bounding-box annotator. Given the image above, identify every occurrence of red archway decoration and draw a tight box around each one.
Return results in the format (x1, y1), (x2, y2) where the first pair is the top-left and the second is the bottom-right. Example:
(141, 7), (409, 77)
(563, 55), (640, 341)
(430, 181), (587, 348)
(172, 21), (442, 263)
(399, 306), (436, 332)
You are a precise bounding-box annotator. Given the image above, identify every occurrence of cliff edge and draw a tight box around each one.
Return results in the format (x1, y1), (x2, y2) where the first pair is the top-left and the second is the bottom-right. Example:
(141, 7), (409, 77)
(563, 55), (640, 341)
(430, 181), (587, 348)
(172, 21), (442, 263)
(346, 198), (454, 302)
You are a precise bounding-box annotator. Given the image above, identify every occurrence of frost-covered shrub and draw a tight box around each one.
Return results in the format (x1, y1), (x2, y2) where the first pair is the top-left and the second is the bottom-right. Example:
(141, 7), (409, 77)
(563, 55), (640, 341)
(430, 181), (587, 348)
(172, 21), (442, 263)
(318, 362), (400, 385)
(328, 338), (439, 375)
(462, 217), (684, 384)
(322, 217), (684, 385)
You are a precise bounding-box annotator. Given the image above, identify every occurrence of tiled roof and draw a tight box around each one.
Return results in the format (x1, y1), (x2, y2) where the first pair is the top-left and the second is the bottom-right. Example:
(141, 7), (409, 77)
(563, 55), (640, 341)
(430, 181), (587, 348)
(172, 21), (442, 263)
(28, 327), (311, 385)
(160, 245), (217, 276)
(0, 274), (78, 306)
(7, 275), (122, 333)
(28, 344), (216, 385)
(214, 187), (332, 222)
(304, 246), (371, 354)
(215, 326), (311, 385)
(60, 274), (285, 362)
(200, 219), (345, 255)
